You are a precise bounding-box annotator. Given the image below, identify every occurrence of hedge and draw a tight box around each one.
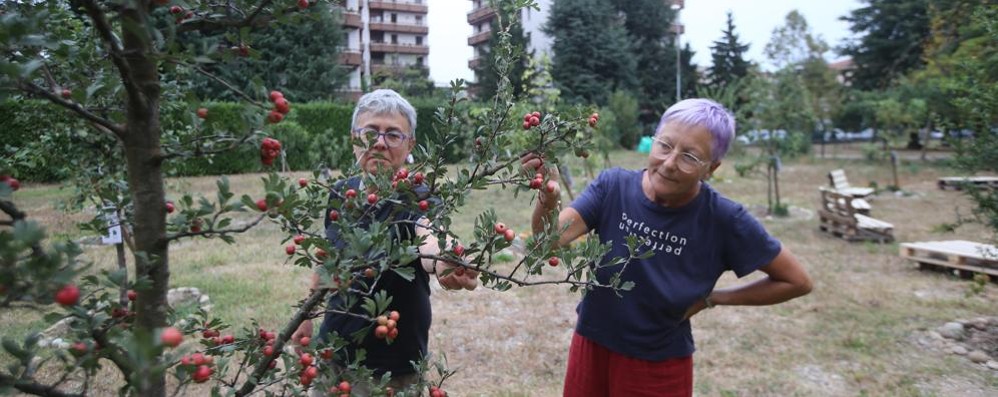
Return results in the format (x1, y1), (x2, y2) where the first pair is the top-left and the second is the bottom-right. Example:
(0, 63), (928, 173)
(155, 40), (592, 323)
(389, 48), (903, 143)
(2, 99), (465, 182)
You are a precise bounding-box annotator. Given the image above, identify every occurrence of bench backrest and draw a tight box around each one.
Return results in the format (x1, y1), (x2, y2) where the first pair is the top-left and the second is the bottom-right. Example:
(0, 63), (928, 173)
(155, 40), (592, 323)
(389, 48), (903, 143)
(820, 187), (858, 218)
(829, 169), (851, 190)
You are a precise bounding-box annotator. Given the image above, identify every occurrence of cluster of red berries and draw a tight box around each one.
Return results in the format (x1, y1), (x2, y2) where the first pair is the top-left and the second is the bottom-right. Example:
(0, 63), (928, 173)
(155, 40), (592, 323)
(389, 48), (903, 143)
(494, 222), (516, 243)
(588, 112), (600, 128)
(169, 6), (194, 24)
(328, 380), (353, 397)
(1, 175), (20, 191)
(522, 111), (542, 130)
(178, 352), (215, 383)
(374, 311), (401, 341)
(429, 385), (448, 397)
(267, 90), (291, 124)
(260, 137), (282, 166)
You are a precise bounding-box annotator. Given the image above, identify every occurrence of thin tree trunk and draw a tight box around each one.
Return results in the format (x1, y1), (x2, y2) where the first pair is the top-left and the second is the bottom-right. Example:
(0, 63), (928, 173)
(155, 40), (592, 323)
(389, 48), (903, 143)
(121, 4), (169, 396)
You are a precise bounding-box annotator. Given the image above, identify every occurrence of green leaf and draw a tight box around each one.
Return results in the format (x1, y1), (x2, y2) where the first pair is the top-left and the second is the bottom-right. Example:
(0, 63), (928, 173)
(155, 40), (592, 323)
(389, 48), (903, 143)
(391, 266), (415, 282)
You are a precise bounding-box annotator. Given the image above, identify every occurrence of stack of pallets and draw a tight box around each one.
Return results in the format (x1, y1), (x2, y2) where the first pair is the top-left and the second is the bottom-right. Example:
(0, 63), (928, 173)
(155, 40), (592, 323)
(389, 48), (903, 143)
(899, 240), (998, 277)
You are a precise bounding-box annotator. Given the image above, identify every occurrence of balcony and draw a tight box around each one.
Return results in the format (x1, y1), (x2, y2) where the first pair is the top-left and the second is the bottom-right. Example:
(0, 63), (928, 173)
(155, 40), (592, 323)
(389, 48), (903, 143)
(369, 42), (429, 55)
(467, 6), (496, 25)
(338, 51), (362, 66)
(467, 30), (491, 46)
(341, 11), (362, 28)
(369, 21), (429, 35)
(468, 57), (482, 70)
(368, 1), (427, 13)
(371, 63), (427, 75)
(670, 23), (684, 35)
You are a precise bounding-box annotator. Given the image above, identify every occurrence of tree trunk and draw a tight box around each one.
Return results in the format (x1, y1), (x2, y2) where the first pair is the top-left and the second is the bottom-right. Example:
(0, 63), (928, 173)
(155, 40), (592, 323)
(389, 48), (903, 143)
(121, 6), (169, 397)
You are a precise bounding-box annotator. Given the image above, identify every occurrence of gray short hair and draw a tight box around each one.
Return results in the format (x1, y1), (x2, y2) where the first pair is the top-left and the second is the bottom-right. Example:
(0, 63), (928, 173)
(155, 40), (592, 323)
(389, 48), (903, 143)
(351, 89), (417, 136)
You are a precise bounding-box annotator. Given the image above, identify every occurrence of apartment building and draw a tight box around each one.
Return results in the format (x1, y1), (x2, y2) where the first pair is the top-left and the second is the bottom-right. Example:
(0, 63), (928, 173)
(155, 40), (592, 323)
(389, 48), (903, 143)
(338, 0), (430, 99)
(466, 0), (552, 82)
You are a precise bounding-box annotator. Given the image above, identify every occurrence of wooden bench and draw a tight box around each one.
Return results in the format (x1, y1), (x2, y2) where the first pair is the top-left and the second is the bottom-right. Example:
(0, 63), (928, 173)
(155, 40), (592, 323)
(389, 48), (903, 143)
(818, 188), (893, 242)
(828, 169), (875, 198)
(937, 176), (998, 191)
(900, 240), (998, 277)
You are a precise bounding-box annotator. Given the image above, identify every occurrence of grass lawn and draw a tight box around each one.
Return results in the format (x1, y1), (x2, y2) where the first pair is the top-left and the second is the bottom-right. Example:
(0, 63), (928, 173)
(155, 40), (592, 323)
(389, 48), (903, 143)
(4, 144), (997, 396)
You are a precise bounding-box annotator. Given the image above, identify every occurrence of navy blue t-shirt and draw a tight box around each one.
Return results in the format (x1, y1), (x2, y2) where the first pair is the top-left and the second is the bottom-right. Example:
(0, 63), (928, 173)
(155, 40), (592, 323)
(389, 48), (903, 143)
(317, 177), (436, 376)
(571, 168), (781, 361)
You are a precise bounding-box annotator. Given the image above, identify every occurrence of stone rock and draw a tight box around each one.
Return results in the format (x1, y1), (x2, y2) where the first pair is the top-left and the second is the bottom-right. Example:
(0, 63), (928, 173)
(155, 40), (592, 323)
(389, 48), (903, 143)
(938, 322), (965, 340)
(928, 330), (943, 340)
(37, 318), (76, 347)
(987, 361), (998, 370)
(967, 350), (990, 364)
(950, 345), (968, 355)
(167, 287), (202, 308)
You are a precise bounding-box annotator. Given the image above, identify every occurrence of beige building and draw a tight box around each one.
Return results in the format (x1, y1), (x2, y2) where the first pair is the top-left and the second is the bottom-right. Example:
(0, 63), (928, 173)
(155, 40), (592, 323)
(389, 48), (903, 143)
(338, 0), (430, 99)
(466, 0), (553, 82)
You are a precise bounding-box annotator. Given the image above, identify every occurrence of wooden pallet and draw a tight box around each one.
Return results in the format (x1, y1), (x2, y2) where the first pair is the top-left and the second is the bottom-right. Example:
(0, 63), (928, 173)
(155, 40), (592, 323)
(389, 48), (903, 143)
(817, 188), (893, 243)
(937, 176), (998, 191)
(899, 240), (998, 277)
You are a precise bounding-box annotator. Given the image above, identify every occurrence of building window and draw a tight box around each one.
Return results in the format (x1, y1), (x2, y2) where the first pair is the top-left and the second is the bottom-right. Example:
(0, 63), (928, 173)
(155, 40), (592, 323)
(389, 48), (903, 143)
(391, 13), (397, 23)
(371, 31), (384, 43)
(391, 34), (398, 44)
(416, 56), (424, 66)
(415, 15), (422, 25)
(415, 36), (422, 45)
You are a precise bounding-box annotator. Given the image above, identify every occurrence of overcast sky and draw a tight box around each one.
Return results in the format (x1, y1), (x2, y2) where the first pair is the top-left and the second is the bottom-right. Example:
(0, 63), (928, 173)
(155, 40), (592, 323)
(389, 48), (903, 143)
(427, 0), (864, 85)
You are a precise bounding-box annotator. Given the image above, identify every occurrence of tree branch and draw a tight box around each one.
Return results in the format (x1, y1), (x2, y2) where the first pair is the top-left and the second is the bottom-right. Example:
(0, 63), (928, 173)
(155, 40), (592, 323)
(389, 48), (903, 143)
(173, 61), (265, 108)
(79, 0), (146, 111)
(16, 81), (125, 138)
(165, 213), (267, 241)
(0, 373), (82, 397)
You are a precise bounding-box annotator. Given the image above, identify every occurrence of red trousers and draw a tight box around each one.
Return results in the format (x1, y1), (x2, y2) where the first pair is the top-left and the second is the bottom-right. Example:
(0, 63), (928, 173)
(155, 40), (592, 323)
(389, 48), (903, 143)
(563, 332), (693, 397)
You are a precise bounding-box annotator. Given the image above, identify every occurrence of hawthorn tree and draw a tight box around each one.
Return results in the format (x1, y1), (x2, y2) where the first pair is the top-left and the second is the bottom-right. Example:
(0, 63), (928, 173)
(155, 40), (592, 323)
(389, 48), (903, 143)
(0, 1), (635, 396)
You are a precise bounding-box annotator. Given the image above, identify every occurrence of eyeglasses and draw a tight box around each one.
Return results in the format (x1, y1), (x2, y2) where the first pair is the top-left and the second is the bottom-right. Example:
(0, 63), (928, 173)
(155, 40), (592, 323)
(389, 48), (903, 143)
(651, 137), (707, 173)
(352, 127), (412, 148)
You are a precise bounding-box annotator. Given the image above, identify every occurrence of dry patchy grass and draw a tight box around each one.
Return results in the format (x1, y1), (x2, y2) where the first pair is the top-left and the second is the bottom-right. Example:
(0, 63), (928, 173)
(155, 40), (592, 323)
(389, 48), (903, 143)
(4, 147), (998, 396)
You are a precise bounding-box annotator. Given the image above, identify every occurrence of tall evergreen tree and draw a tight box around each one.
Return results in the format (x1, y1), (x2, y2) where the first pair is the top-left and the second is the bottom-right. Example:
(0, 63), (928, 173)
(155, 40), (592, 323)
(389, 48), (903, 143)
(611, 0), (676, 108)
(840, 0), (931, 90)
(475, 12), (532, 100)
(707, 11), (750, 89)
(544, 0), (636, 105)
(188, 3), (348, 101)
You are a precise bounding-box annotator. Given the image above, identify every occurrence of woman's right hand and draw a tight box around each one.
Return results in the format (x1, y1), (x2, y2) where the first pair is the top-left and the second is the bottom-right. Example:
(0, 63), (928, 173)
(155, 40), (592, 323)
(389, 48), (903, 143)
(291, 319), (313, 355)
(520, 153), (561, 207)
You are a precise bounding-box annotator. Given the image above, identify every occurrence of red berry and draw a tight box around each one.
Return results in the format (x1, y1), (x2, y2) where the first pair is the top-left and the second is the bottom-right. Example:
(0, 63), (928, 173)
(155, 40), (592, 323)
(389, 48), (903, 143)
(299, 336), (310, 346)
(268, 360), (277, 369)
(127, 289), (137, 301)
(529, 116), (540, 126)
(303, 365), (318, 379)
(320, 349), (333, 360)
(298, 178), (308, 188)
(548, 257), (560, 267)
(396, 167), (409, 180)
(375, 325), (389, 339)
(532, 111), (541, 118)
(300, 374), (312, 386)
(60, 89), (72, 99)
(367, 193), (378, 205)
(504, 229), (515, 242)
(269, 91), (284, 102)
(211, 336), (222, 345)
(329, 210), (340, 221)
(165, 201), (175, 213)
(592, 112), (600, 120)
(267, 110), (284, 124)
(387, 327), (399, 340)
(299, 353), (313, 367)
(196, 108), (208, 119)
(315, 249), (328, 260)
(413, 172), (425, 185)
(338, 381), (352, 393)
(54, 284), (80, 306)
(180, 355), (194, 366)
(261, 155), (275, 166)
(3, 177), (20, 191)
(345, 189), (357, 199)
(494, 222), (507, 234)
(221, 335), (234, 344)
(274, 98), (291, 114)
(160, 327), (183, 347)
(293, 235), (305, 245)
(192, 365), (213, 383)
(389, 310), (400, 321)
(286, 244), (295, 255)
(263, 346), (274, 356)
(364, 267), (376, 278)
(522, 121), (531, 130)
(453, 244), (465, 257)
(297, 0), (310, 10)
(418, 200), (429, 211)
(261, 137), (282, 150)
(170, 5), (182, 14)
(529, 178), (542, 190)
(255, 199), (268, 212)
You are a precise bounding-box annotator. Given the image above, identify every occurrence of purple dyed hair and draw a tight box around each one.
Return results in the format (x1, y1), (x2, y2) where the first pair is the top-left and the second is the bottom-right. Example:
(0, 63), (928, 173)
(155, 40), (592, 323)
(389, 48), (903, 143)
(654, 98), (736, 162)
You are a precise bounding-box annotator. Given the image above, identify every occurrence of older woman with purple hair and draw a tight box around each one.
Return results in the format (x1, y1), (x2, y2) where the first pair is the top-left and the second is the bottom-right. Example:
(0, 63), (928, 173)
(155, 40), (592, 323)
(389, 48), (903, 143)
(524, 98), (812, 396)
